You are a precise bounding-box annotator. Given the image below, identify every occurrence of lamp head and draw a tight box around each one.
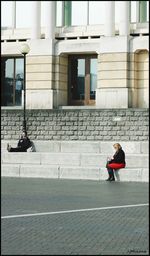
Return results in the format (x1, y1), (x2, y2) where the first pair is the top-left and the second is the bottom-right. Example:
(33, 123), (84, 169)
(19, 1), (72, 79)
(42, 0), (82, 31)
(20, 43), (30, 55)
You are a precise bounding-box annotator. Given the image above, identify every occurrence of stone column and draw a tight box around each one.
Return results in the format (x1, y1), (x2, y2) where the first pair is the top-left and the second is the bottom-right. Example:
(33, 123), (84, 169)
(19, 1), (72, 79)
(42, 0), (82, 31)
(45, 1), (56, 39)
(96, 36), (129, 109)
(119, 1), (130, 36)
(12, 1), (16, 30)
(87, 1), (89, 25)
(27, 2), (56, 109)
(31, 1), (41, 39)
(104, 1), (115, 36)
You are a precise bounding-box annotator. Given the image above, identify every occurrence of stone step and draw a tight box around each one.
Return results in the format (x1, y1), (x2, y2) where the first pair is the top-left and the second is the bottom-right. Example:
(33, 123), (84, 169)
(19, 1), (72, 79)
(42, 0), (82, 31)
(1, 140), (148, 182)
(1, 140), (148, 154)
(1, 164), (148, 182)
(1, 152), (148, 168)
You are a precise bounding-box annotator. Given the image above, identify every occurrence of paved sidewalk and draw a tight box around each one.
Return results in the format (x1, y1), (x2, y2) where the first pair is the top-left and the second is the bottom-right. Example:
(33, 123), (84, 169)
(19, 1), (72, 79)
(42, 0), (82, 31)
(1, 178), (149, 255)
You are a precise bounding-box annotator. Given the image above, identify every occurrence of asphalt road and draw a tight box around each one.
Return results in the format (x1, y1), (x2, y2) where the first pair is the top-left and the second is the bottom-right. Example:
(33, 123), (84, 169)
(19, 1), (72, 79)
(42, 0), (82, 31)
(1, 177), (149, 255)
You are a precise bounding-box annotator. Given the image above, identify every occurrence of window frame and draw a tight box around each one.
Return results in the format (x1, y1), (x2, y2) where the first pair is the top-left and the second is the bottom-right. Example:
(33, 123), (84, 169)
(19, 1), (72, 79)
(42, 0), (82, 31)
(68, 54), (97, 106)
(1, 56), (24, 107)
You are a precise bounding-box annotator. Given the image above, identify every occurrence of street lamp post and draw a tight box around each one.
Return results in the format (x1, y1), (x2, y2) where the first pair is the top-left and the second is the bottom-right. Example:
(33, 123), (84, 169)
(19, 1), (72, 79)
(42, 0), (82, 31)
(20, 44), (30, 132)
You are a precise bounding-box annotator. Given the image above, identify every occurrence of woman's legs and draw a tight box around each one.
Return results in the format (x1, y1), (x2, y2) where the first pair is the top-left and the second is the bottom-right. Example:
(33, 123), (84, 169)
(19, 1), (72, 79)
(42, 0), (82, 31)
(107, 167), (115, 181)
(9, 147), (26, 152)
(107, 162), (125, 181)
(106, 161), (115, 181)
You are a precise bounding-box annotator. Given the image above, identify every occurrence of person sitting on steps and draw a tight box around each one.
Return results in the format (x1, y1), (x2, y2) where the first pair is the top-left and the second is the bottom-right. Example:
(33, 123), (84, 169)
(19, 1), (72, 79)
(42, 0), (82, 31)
(106, 143), (126, 182)
(7, 131), (31, 152)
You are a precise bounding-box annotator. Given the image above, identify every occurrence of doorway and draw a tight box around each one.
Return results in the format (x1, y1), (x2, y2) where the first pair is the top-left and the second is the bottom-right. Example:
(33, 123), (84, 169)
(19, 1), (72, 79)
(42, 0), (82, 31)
(68, 55), (97, 105)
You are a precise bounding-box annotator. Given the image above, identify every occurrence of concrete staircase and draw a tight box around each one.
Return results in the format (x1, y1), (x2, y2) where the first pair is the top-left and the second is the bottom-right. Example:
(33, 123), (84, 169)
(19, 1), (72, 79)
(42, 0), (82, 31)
(1, 141), (149, 182)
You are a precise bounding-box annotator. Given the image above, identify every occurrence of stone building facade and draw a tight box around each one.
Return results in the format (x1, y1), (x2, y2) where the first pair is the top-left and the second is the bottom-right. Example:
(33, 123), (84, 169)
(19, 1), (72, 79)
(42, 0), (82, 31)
(1, 1), (149, 110)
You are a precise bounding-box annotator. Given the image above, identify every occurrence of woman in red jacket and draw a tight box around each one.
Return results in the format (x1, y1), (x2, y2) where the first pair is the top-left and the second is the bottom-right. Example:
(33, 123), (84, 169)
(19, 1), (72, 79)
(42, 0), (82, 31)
(106, 143), (126, 181)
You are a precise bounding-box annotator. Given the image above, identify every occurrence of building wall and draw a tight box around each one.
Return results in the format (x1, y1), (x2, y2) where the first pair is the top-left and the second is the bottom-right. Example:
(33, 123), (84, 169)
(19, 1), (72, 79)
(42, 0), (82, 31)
(24, 36), (148, 109)
(1, 109), (149, 141)
(53, 54), (68, 108)
(26, 54), (68, 109)
(128, 50), (149, 108)
(26, 55), (55, 109)
(97, 52), (129, 108)
(1, 38), (149, 109)
(135, 50), (149, 108)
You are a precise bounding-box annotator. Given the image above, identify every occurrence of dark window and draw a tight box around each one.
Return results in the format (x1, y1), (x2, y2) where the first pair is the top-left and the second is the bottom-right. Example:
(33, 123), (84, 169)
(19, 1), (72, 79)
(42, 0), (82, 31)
(1, 57), (24, 106)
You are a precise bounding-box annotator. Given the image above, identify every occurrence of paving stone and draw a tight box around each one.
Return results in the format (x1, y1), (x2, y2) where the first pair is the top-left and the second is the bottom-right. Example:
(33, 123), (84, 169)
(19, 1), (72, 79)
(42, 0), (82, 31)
(1, 178), (149, 255)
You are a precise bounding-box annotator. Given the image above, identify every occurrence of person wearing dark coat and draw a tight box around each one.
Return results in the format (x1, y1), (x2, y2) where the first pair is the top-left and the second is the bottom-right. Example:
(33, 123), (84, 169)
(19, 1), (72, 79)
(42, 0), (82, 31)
(7, 131), (31, 152)
(106, 143), (126, 181)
